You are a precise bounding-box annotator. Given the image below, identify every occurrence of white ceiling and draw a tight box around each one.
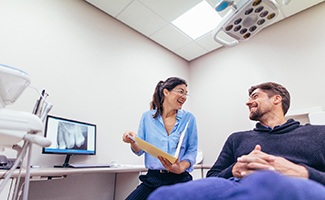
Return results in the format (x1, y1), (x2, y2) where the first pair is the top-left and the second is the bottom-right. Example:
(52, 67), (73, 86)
(85, 0), (324, 61)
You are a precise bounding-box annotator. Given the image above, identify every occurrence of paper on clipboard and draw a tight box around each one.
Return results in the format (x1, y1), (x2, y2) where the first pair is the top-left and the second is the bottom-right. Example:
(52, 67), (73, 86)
(174, 121), (189, 158)
(129, 136), (177, 164)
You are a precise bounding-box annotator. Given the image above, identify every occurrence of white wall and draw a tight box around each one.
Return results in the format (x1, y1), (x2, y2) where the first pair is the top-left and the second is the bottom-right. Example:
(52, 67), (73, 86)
(0, 0), (189, 167)
(189, 2), (325, 165)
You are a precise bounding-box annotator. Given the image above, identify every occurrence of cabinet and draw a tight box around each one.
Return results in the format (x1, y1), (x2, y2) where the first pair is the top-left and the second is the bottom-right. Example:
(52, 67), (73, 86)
(286, 106), (324, 125)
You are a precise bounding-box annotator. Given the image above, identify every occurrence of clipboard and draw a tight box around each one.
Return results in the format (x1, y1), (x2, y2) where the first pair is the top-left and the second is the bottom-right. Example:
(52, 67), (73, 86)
(129, 136), (177, 164)
(128, 121), (189, 164)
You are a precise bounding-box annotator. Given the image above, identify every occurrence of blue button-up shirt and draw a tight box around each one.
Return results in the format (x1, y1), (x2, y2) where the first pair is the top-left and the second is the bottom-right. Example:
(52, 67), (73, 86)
(133, 109), (198, 172)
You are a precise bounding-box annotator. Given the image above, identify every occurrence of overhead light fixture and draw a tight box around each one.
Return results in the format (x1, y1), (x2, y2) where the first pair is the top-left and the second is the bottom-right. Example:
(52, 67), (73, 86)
(172, 1), (222, 40)
(212, 0), (290, 46)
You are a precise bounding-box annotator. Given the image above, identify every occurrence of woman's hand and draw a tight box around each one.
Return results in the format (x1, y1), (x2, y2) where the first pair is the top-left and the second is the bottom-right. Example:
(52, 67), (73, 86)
(158, 156), (190, 174)
(122, 131), (141, 153)
(122, 131), (136, 144)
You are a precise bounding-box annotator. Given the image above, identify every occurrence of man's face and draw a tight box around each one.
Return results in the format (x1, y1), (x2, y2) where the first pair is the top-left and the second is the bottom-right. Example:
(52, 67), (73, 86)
(246, 89), (275, 121)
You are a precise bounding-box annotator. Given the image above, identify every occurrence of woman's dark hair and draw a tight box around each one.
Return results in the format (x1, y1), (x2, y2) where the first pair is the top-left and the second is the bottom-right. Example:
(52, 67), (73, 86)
(150, 77), (187, 118)
(248, 82), (290, 115)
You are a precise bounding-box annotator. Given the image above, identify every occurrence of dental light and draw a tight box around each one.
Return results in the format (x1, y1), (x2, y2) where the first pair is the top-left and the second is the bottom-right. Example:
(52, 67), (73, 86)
(212, 0), (290, 46)
(0, 64), (30, 108)
(0, 64), (52, 200)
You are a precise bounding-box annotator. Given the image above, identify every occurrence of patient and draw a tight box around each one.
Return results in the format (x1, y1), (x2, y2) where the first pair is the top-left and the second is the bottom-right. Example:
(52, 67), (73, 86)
(148, 82), (325, 200)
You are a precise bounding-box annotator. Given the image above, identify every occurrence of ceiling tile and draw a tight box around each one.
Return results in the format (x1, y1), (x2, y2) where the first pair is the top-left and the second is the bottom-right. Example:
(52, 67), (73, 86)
(150, 24), (192, 51)
(85, 0), (134, 17)
(116, 0), (168, 36)
(195, 32), (223, 52)
(175, 42), (208, 61)
(280, 0), (325, 17)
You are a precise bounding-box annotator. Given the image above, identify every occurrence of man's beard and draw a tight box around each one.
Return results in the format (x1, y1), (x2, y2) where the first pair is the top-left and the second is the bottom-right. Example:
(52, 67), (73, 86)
(249, 109), (263, 121)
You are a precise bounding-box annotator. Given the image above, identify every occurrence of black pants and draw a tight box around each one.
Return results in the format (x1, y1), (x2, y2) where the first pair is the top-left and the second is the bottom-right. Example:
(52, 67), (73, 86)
(125, 170), (192, 200)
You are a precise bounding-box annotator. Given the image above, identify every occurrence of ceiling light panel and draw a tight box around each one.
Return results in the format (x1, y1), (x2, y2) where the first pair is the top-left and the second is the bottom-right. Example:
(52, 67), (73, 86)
(138, 0), (202, 21)
(172, 1), (222, 39)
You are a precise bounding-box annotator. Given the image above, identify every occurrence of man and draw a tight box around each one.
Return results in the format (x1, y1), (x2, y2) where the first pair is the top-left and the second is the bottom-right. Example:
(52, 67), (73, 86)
(148, 82), (325, 200)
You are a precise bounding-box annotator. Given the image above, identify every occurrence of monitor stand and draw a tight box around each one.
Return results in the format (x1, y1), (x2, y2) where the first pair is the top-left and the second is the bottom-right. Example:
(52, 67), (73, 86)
(54, 154), (72, 168)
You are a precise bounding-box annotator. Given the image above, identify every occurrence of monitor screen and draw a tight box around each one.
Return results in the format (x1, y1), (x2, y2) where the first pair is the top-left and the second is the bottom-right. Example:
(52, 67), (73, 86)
(43, 115), (96, 167)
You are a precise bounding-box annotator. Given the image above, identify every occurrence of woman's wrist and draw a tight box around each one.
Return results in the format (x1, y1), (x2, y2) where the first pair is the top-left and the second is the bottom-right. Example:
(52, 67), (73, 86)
(130, 142), (141, 153)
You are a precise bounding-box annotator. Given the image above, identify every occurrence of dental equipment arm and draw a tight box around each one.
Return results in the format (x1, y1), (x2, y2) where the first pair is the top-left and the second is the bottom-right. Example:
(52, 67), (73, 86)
(0, 64), (52, 200)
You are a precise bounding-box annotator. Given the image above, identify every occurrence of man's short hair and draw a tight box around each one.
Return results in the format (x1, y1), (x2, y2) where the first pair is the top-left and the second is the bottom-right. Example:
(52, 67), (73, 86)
(248, 82), (290, 115)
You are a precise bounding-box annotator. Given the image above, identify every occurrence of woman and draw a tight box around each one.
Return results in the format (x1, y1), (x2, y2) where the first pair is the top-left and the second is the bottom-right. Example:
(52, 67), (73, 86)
(122, 77), (198, 200)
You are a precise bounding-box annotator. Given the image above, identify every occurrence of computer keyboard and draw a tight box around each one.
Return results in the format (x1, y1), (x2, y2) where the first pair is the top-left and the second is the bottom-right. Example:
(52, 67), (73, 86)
(68, 163), (111, 168)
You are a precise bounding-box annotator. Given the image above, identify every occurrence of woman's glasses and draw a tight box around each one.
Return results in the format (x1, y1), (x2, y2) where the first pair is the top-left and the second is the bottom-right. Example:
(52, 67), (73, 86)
(172, 89), (189, 97)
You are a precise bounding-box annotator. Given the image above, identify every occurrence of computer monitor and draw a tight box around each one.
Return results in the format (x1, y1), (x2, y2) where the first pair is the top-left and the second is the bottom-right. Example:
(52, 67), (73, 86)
(43, 115), (96, 168)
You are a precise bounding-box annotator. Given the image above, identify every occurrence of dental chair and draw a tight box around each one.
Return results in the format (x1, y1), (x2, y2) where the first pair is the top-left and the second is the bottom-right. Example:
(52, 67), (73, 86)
(0, 64), (52, 200)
